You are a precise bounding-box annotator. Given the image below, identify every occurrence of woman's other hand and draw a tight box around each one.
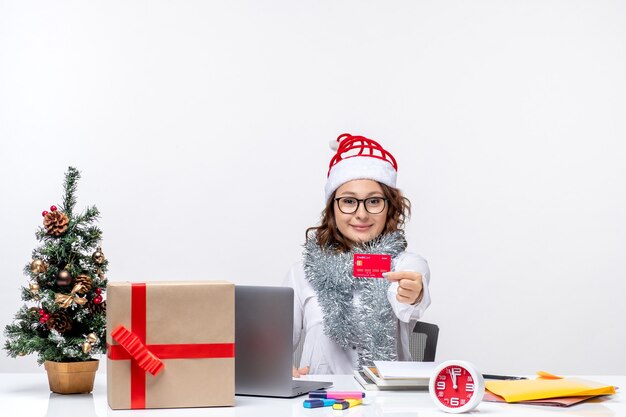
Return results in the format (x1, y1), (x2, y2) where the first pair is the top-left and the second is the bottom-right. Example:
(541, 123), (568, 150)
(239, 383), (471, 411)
(384, 271), (423, 304)
(292, 366), (310, 378)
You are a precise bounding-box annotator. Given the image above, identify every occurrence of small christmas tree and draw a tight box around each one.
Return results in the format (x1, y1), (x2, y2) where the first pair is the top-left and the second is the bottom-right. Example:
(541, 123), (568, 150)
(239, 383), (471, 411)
(4, 167), (108, 364)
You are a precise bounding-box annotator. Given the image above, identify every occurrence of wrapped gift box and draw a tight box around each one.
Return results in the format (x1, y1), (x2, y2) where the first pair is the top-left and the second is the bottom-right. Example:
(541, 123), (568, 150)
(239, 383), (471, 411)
(106, 281), (235, 409)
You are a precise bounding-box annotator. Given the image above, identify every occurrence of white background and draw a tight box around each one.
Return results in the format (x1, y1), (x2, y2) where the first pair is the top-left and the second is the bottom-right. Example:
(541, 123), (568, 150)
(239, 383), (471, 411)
(1, 1), (625, 375)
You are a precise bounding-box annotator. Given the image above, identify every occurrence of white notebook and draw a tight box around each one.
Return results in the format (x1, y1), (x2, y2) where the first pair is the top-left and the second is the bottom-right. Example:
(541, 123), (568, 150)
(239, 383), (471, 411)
(373, 361), (442, 379)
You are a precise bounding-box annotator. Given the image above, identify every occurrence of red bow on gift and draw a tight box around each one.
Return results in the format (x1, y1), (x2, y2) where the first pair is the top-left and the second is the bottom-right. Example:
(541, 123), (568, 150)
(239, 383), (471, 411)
(111, 324), (165, 375)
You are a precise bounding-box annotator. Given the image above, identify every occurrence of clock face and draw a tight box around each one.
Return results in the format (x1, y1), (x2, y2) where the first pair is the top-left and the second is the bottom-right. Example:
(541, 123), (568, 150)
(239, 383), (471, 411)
(429, 361), (485, 413)
(433, 365), (477, 408)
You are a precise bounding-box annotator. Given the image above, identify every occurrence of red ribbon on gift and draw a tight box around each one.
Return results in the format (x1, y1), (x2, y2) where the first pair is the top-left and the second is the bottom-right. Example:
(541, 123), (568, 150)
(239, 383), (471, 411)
(107, 283), (235, 409)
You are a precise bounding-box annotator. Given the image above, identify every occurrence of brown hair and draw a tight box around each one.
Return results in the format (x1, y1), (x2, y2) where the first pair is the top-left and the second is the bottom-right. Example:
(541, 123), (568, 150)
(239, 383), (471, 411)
(305, 183), (411, 252)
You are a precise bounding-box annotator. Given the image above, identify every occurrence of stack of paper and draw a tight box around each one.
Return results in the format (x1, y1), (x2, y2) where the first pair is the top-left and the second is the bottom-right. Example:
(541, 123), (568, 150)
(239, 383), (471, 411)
(484, 372), (617, 407)
(353, 361), (440, 391)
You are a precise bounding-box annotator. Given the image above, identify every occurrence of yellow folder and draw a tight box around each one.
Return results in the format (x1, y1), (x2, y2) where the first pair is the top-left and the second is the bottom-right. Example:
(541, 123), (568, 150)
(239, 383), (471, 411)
(485, 372), (616, 403)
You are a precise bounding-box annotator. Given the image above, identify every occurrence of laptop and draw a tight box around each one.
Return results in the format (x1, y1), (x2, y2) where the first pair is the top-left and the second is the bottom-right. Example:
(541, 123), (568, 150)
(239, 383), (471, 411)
(235, 285), (332, 397)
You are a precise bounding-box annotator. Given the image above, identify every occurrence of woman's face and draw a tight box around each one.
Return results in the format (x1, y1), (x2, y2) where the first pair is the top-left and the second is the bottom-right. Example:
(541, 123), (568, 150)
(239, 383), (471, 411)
(333, 179), (388, 245)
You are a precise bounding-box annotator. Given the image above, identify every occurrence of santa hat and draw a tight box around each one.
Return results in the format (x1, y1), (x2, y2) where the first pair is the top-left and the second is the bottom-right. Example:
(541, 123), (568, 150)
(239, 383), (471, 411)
(324, 133), (398, 201)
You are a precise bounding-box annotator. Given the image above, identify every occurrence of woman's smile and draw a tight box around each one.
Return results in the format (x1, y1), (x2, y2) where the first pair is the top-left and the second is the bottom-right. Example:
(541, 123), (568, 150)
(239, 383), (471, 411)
(350, 224), (373, 231)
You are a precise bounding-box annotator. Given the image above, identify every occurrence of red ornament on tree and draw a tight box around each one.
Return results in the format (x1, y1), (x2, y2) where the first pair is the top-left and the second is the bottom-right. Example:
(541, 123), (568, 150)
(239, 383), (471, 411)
(95, 288), (102, 295)
(93, 295), (103, 304)
(50, 205), (57, 211)
(38, 310), (50, 323)
(42, 211), (48, 217)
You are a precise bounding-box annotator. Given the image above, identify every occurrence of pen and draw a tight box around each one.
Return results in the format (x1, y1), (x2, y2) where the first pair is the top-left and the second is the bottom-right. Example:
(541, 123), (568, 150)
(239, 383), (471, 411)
(309, 390), (366, 399)
(303, 399), (336, 408)
(332, 399), (362, 410)
(483, 374), (527, 380)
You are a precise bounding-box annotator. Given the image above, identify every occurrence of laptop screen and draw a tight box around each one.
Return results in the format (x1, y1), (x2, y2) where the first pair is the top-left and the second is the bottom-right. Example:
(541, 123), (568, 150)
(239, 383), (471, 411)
(235, 285), (295, 396)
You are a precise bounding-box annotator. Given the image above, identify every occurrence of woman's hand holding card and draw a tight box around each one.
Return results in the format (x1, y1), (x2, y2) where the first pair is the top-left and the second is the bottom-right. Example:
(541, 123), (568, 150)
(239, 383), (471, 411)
(384, 271), (423, 305)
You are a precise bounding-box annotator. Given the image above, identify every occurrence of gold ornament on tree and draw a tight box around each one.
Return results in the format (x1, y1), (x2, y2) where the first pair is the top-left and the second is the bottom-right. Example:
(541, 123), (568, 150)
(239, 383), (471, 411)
(29, 282), (41, 300)
(82, 333), (98, 354)
(30, 259), (48, 274)
(92, 247), (105, 265)
(43, 210), (70, 237)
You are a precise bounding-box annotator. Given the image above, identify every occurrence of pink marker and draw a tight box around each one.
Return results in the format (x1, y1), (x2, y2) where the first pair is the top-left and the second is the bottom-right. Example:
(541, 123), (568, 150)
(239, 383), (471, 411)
(309, 390), (365, 400)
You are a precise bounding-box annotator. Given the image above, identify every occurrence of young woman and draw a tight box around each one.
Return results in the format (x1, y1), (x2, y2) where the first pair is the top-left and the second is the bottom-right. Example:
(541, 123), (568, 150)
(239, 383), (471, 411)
(284, 133), (431, 375)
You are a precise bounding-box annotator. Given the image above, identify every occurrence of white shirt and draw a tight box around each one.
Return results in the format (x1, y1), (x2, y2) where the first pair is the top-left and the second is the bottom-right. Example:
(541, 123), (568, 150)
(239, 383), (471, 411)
(283, 251), (431, 374)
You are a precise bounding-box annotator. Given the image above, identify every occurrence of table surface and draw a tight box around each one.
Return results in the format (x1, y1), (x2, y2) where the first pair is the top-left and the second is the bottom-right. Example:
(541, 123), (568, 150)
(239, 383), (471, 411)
(0, 373), (623, 417)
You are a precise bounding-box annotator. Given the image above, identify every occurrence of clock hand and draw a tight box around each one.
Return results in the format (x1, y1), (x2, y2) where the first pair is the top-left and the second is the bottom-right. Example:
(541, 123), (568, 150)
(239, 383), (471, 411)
(451, 369), (458, 389)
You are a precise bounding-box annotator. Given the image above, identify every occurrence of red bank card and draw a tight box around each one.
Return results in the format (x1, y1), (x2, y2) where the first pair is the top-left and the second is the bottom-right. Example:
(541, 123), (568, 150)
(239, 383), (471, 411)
(353, 254), (391, 278)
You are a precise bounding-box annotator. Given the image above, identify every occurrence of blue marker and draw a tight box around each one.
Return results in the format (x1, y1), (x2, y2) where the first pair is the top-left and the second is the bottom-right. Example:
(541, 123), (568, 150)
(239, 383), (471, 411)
(309, 390), (365, 399)
(303, 398), (336, 408)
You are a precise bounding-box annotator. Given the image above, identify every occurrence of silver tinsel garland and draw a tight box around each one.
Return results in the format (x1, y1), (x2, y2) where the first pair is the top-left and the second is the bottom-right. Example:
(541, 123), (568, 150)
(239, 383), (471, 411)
(303, 231), (408, 368)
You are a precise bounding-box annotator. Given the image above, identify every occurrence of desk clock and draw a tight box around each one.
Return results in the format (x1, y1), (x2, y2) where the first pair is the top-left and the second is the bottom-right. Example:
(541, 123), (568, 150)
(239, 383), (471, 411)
(429, 360), (485, 413)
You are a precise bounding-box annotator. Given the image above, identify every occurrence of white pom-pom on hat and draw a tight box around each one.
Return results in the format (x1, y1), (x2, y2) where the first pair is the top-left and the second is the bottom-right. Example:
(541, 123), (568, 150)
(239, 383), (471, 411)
(329, 132), (352, 151)
(324, 133), (398, 201)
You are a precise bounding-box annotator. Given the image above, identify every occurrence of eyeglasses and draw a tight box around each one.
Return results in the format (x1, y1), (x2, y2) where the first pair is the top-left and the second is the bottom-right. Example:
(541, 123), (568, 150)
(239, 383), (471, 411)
(334, 197), (388, 214)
